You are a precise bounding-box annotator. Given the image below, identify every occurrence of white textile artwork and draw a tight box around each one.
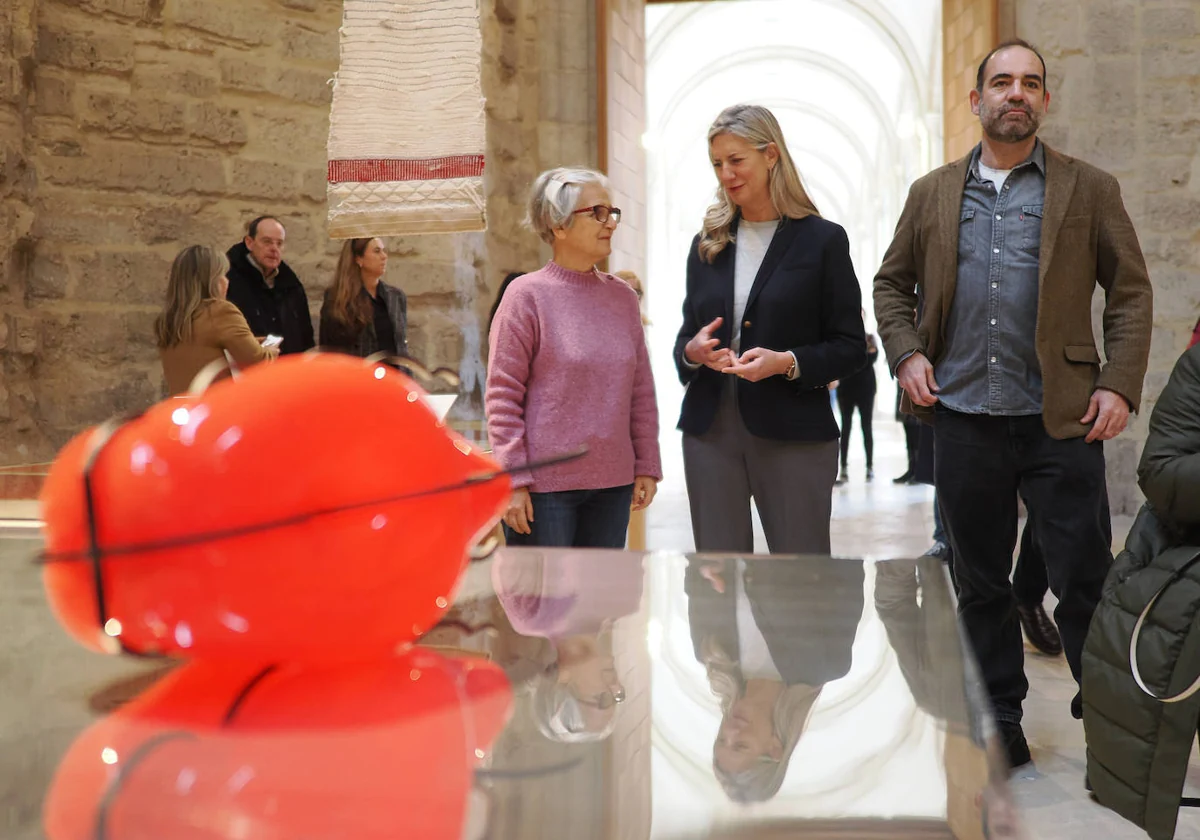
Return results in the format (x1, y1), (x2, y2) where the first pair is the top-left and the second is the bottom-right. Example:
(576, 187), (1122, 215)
(327, 0), (487, 237)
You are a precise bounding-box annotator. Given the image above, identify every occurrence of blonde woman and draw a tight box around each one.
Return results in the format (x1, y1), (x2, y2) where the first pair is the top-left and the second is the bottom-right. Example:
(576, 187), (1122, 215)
(675, 104), (867, 554)
(157, 244), (276, 396)
(686, 557), (863, 801)
(487, 167), (662, 548)
(319, 237), (408, 358)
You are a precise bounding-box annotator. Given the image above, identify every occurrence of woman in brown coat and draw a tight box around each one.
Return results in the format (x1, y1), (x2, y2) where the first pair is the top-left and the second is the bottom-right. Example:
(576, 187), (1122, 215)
(157, 245), (277, 396)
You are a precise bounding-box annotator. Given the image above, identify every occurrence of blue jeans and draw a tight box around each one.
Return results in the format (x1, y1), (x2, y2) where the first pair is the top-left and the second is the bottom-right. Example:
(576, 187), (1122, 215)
(503, 484), (633, 548)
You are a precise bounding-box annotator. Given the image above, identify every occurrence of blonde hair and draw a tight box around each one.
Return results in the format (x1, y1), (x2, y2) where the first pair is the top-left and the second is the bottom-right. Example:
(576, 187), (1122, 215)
(613, 269), (651, 326)
(699, 104), (820, 263)
(526, 167), (608, 244)
(702, 636), (822, 802)
(154, 245), (229, 348)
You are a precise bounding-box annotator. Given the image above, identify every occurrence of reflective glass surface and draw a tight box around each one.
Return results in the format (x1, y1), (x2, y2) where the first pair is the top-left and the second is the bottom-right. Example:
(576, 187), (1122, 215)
(3, 537), (1026, 839)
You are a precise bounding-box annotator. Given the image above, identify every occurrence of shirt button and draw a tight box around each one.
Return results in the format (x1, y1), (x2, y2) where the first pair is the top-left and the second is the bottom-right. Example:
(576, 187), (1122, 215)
(991, 319), (997, 325)
(992, 282), (998, 288)
(990, 356), (997, 363)
(995, 215), (1002, 221)
(993, 248), (1000, 254)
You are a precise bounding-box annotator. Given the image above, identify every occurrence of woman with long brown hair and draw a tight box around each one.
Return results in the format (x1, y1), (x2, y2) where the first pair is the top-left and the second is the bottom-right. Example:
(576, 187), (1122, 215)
(157, 244), (276, 395)
(319, 237), (408, 358)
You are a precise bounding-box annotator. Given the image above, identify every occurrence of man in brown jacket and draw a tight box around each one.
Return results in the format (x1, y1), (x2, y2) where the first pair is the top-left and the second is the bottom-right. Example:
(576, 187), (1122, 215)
(874, 40), (1153, 771)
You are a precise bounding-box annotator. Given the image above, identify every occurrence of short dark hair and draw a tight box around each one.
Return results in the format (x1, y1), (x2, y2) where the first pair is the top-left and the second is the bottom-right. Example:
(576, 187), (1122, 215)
(975, 39), (1048, 93)
(246, 215), (283, 239)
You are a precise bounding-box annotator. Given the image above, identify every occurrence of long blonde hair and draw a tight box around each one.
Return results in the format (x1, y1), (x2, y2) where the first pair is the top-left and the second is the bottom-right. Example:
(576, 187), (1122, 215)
(154, 245), (229, 348)
(699, 104), (820, 263)
(702, 636), (822, 802)
(326, 238), (374, 333)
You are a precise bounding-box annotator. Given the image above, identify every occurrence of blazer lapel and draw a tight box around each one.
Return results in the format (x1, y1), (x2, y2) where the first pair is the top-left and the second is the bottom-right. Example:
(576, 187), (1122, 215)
(936, 155), (972, 342)
(716, 219), (738, 344)
(1038, 144), (1079, 288)
(742, 216), (801, 315)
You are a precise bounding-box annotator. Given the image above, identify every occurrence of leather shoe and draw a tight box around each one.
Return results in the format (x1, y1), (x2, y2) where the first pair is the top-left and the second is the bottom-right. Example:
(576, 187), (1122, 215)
(999, 722), (1032, 769)
(892, 470), (913, 484)
(923, 541), (951, 561)
(1017, 602), (1063, 657)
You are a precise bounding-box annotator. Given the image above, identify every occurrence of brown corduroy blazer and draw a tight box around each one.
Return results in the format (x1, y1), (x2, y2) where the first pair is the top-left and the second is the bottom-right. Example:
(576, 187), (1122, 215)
(873, 142), (1154, 440)
(159, 299), (271, 396)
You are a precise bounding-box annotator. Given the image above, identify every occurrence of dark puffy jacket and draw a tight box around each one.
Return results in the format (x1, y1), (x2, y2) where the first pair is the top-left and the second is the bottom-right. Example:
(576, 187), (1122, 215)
(1082, 344), (1200, 840)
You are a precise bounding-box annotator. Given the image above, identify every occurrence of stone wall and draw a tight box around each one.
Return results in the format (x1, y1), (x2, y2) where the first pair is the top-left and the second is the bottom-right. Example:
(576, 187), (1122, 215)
(1007, 0), (1200, 514)
(943, 0), (996, 160)
(0, 1), (41, 460)
(603, 0), (647, 282)
(0, 0), (599, 465)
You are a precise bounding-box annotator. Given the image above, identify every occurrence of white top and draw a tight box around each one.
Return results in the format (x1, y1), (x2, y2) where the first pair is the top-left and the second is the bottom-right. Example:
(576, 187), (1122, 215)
(735, 559), (782, 681)
(978, 162), (1013, 192)
(731, 220), (777, 354)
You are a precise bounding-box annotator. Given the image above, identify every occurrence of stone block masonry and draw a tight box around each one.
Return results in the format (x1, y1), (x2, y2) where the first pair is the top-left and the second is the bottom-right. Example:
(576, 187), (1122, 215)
(0, 0), (600, 464)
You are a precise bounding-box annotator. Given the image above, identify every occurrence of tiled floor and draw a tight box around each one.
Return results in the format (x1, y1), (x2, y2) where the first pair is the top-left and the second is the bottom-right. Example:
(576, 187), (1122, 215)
(647, 411), (1200, 840)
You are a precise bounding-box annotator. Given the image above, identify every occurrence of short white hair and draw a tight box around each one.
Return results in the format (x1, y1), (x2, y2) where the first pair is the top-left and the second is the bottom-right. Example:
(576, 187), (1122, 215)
(525, 167), (609, 244)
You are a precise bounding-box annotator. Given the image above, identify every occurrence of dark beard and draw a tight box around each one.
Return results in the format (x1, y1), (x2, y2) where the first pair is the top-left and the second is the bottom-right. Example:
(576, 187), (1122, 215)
(981, 104), (1041, 143)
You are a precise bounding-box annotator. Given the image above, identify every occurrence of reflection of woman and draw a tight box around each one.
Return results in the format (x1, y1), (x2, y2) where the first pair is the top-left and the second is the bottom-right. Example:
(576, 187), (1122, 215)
(157, 244), (276, 395)
(319, 237), (409, 358)
(493, 549), (644, 743)
(685, 557), (863, 801)
(675, 104), (866, 554)
(487, 167), (662, 547)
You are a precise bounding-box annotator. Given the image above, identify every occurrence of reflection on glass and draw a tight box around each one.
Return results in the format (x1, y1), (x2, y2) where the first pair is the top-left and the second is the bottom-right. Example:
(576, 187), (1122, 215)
(493, 549), (644, 744)
(685, 556), (864, 802)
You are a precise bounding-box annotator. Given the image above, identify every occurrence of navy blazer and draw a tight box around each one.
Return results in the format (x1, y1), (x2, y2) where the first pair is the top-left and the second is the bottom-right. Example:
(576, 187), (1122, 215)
(673, 215), (867, 440)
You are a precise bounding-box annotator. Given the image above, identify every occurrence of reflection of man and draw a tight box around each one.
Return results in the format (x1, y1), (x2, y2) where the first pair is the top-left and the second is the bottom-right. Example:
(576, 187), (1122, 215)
(875, 39), (1153, 770)
(225, 215), (315, 354)
(685, 557), (864, 802)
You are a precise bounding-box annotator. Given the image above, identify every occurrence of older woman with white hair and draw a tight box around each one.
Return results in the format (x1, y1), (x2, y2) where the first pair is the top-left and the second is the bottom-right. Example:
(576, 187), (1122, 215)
(486, 167), (662, 548)
(676, 103), (867, 555)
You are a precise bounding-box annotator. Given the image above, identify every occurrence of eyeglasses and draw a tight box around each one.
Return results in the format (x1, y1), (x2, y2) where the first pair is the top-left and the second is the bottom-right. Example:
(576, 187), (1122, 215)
(574, 687), (626, 709)
(572, 204), (622, 225)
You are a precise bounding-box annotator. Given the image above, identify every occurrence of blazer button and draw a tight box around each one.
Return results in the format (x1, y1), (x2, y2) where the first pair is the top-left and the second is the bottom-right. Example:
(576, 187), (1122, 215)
(743, 320), (751, 328)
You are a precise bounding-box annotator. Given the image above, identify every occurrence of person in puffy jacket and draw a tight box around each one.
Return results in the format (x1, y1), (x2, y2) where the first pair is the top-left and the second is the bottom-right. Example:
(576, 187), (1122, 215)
(1082, 342), (1200, 840)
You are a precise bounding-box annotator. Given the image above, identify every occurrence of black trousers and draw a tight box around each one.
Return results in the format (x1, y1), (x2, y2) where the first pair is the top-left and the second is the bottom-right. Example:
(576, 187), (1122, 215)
(1012, 516), (1048, 607)
(933, 408), (1111, 725)
(836, 386), (875, 469)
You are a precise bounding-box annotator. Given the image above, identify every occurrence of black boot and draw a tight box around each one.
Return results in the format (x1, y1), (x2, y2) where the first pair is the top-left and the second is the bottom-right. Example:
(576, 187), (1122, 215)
(1016, 602), (1063, 657)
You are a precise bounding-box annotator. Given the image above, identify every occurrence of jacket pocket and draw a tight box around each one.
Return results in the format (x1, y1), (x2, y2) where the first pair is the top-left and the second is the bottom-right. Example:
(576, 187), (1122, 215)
(958, 208), (975, 256)
(1064, 344), (1101, 364)
(1021, 204), (1044, 253)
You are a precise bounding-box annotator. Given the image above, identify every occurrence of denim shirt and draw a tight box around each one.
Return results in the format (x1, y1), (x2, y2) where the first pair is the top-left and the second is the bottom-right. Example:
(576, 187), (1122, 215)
(935, 142), (1046, 416)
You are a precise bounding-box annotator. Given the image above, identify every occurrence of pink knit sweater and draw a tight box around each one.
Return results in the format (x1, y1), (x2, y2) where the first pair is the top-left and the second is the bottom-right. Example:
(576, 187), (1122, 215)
(486, 261), (662, 492)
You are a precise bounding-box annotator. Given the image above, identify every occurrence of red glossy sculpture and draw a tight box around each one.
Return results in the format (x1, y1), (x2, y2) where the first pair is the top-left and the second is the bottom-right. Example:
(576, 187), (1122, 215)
(39, 353), (510, 661)
(43, 650), (512, 840)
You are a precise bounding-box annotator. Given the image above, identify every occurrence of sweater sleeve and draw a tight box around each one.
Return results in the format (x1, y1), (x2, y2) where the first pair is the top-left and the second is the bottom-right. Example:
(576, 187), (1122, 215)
(486, 287), (538, 489)
(630, 308), (663, 481)
(213, 301), (269, 369)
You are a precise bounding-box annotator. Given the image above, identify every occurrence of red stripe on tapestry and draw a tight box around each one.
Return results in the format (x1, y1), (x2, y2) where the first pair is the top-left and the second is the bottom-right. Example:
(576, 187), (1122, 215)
(328, 155), (485, 184)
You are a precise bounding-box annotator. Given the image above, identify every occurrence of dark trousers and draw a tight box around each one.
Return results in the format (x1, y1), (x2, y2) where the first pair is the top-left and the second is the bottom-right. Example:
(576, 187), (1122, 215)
(933, 408), (1111, 724)
(503, 484), (633, 548)
(683, 382), (838, 554)
(1012, 515), (1048, 607)
(836, 386), (875, 469)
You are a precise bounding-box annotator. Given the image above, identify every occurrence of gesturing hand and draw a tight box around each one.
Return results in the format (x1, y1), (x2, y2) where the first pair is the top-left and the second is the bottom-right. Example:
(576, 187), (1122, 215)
(897, 352), (939, 407)
(685, 317), (733, 372)
(724, 348), (792, 382)
(1080, 388), (1130, 443)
